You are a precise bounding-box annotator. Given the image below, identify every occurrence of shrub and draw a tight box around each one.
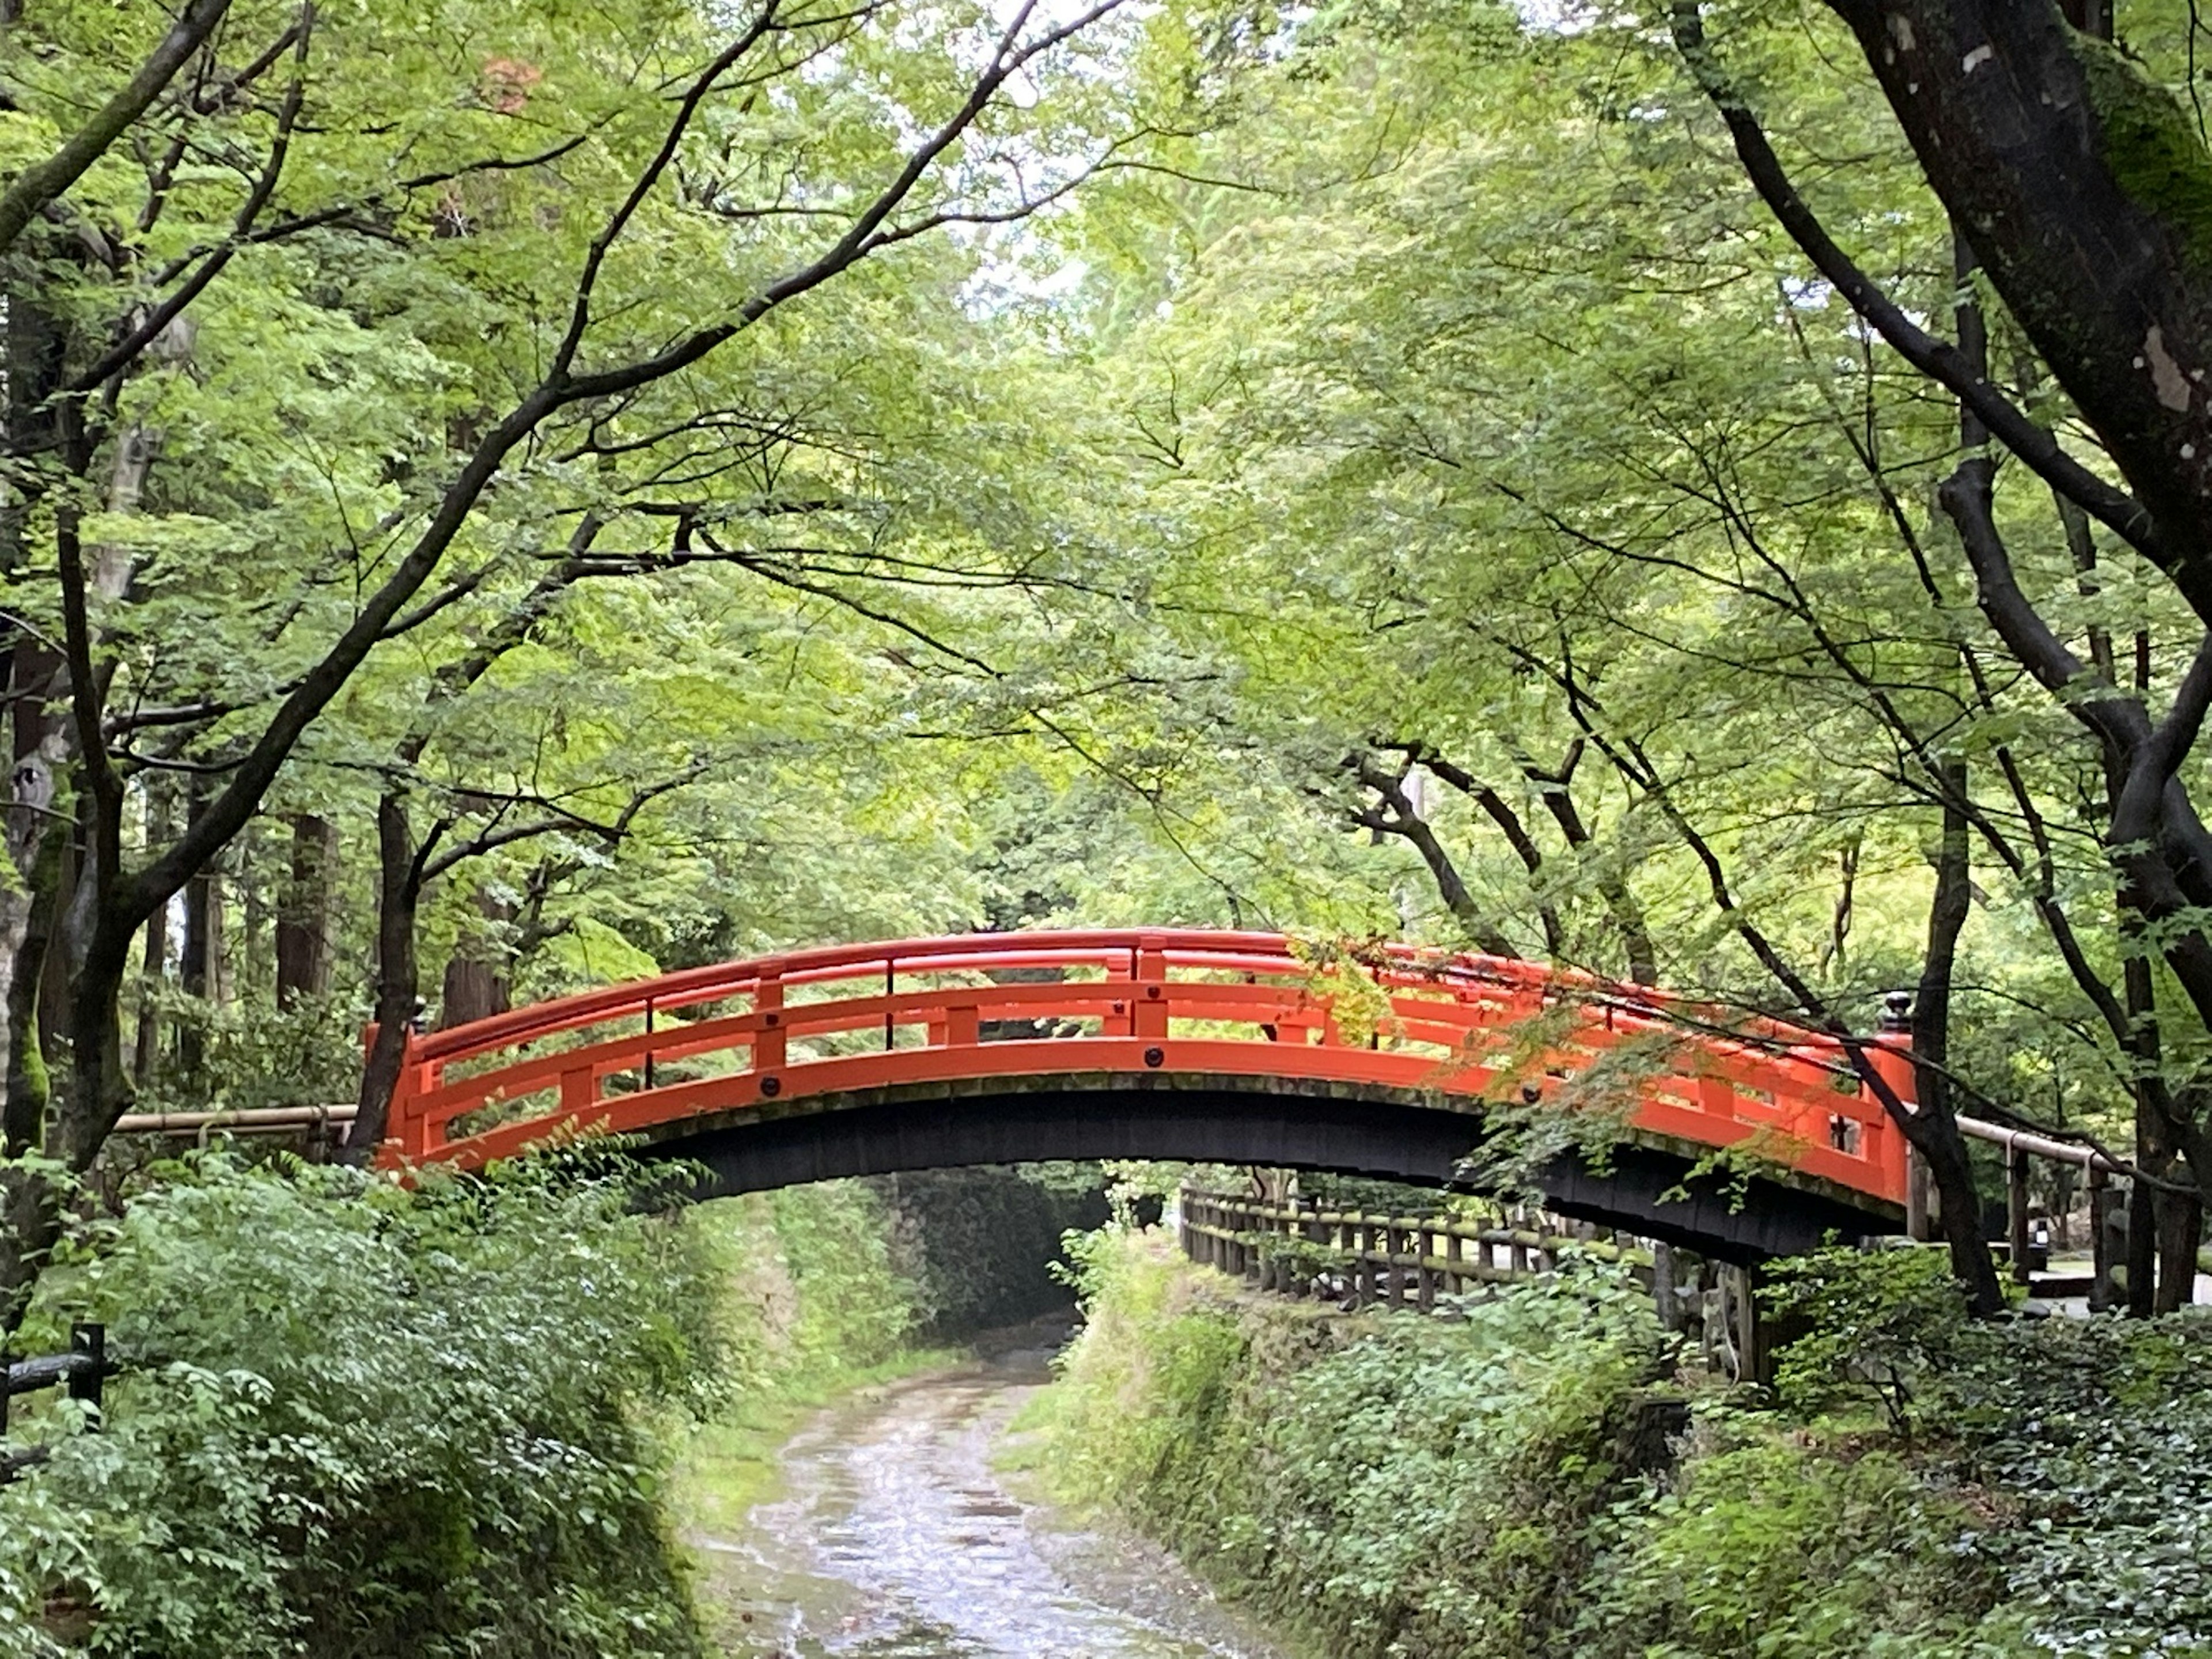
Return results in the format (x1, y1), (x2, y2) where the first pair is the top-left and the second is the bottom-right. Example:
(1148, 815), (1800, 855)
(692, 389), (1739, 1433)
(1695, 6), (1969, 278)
(1, 1149), (720, 1659)
(1039, 1233), (2212, 1659)
(1575, 1430), (2020, 1659)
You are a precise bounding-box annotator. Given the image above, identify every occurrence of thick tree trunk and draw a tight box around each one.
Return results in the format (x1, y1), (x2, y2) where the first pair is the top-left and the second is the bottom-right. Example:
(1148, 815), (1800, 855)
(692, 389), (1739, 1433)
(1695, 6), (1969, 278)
(177, 861), (225, 1084)
(275, 813), (336, 1009)
(1820, 1), (2212, 614)
(0, 891), (139, 1332)
(346, 792), (423, 1159)
(1913, 759), (2007, 1315)
(1, 833), (62, 1160)
(2156, 1189), (2203, 1314)
(0, 285), (69, 1153)
(2124, 957), (2168, 1316)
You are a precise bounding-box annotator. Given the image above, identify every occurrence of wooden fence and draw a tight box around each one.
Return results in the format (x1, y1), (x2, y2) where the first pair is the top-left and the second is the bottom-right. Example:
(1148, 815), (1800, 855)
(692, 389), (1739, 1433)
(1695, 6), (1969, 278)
(2, 1324), (109, 1484)
(1177, 1188), (1647, 1312)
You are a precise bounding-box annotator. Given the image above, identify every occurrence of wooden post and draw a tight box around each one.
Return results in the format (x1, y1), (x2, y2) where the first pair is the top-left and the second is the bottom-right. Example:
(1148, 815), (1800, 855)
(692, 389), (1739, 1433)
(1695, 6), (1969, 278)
(1725, 1264), (1761, 1384)
(1416, 1225), (1436, 1312)
(752, 963), (787, 1074)
(1359, 1219), (1381, 1307)
(1446, 1229), (1464, 1295)
(2089, 1165), (2115, 1312)
(1652, 1240), (1679, 1334)
(2008, 1143), (2032, 1286)
(1875, 991), (1937, 1242)
(69, 1325), (104, 1420)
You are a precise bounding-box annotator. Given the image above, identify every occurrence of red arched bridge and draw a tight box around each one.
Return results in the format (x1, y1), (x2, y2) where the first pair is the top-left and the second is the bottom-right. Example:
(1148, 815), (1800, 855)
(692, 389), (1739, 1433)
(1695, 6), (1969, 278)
(375, 929), (1914, 1259)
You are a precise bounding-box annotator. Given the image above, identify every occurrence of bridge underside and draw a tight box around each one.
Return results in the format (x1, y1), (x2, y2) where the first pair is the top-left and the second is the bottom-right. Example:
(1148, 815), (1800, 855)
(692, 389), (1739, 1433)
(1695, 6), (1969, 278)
(640, 1072), (1900, 1263)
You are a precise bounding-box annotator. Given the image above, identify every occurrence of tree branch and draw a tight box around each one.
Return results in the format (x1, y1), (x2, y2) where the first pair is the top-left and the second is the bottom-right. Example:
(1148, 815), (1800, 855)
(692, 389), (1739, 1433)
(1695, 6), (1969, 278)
(0, 0), (233, 260)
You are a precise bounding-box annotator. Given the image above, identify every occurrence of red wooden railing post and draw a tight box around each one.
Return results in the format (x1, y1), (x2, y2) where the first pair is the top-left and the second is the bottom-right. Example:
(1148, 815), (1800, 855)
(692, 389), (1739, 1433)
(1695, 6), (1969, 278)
(1866, 991), (1921, 1223)
(1103, 945), (1137, 1037)
(1696, 1073), (1736, 1119)
(559, 1063), (594, 1119)
(1133, 933), (1169, 1040)
(381, 1024), (434, 1160)
(753, 961), (787, 1074)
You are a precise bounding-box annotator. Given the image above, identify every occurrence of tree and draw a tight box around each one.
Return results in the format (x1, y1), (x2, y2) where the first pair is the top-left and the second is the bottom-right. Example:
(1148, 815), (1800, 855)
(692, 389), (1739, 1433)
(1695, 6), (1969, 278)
(1002, 0), (2200, 1305)
(0, 0), (1145, 1331)
(1671, 0), (2211, 1304)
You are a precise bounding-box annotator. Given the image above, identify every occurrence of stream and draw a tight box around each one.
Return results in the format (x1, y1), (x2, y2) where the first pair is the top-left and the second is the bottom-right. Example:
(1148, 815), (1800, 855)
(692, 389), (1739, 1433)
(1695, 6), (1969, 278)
(690, 1320), (1291, 1659)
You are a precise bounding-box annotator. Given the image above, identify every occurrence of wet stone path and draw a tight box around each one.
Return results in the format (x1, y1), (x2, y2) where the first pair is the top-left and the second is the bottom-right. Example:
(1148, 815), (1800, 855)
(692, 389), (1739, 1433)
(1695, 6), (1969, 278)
(692, 1331), (1288, 1659)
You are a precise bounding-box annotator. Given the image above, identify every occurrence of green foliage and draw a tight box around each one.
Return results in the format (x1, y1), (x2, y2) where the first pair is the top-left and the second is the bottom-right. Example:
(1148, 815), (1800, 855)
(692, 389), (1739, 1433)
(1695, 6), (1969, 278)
(1763, 1244), (1975, 1433)
(1740, 1245), (2212, 1655)
(0, 1150), (722, 1659)
(868, 1166), (1107, 1335)
(1034, 1233), (2212, 1659)
(1575, 1434), (2019, 1659)
(1034, 1231), (1688, 1658)
(1928, 1314), (2212, 1657)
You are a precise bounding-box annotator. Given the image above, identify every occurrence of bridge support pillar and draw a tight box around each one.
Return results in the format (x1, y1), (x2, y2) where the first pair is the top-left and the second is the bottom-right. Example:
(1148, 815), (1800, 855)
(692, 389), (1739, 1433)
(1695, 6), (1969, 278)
(1906, 1148), (1937, 1243)
(1723, 1262), (1807, 1388)
(2089, 1165), (2116, 1312)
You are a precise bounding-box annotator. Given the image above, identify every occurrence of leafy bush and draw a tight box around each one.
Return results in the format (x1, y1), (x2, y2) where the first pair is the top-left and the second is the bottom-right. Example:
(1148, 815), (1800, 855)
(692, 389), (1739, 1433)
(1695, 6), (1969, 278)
(1575, 1431), (2018, 1659)
(1764, 1245), (2212, 1656)
(1762, 1243), (1974, 1433)
(1, 1150), (722, 1659)
(1034, 1230), (1681, 1658)
(1036, 1233), (2212, 1659)
(1933, 1313), (2212, 1657)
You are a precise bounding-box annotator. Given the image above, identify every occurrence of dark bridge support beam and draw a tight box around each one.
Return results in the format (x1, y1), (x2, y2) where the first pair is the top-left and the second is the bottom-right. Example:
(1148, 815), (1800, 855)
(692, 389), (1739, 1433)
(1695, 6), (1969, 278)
(646, 1074), (1899, 1264)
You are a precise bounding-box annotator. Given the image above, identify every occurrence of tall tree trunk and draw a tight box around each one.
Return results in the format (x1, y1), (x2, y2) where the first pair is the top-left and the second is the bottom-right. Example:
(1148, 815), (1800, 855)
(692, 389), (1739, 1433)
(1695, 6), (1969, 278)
(132, 887), (168, 1085)
(1, 832), (63, 1160)
(346, 791), (423, 1159)
(275, 813), (336, 1009)
(2124, 957), (2168, 1316)
(0, 283), (69, 1146)
(438, 886), (513, 1029)
(2156, 1185), (2203, 1315)
(177, 821), (225, 1086)
(1914, 758), (2007, 1316)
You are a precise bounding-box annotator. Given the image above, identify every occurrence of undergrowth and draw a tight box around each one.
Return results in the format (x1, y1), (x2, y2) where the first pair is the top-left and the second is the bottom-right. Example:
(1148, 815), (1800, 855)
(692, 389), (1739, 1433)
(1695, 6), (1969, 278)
(1027, 1229), (2212, 1659)
(0, 1147), (724, 1659)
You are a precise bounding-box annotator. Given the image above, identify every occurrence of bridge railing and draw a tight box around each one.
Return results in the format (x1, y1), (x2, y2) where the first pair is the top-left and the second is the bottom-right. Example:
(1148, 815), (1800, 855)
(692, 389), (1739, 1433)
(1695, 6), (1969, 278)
(381, 930), (1910, 1206)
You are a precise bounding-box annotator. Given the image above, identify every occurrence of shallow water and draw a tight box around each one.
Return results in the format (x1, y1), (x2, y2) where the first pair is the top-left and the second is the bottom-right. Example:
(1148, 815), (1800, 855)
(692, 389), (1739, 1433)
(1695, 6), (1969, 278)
(693, 1323), (1289, 1659)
